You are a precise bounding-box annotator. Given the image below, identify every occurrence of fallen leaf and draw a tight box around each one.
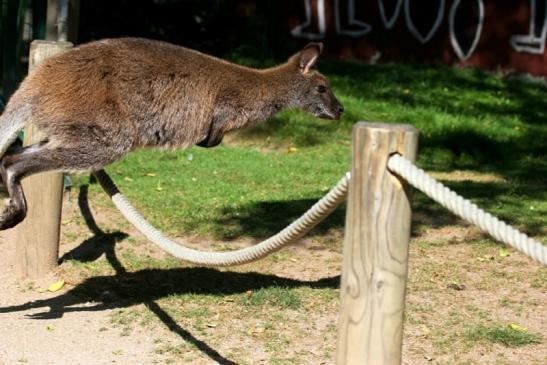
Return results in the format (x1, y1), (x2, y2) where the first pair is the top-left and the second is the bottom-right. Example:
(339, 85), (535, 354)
(499, 247), (509, 257)
(146, 173), (157, 177)
(288, 147), (298, 153)
(48, 280), (65, 292)
(509, 323), (527, 332)
(123, 176), (133, 182)
(46, 325), (55, 332)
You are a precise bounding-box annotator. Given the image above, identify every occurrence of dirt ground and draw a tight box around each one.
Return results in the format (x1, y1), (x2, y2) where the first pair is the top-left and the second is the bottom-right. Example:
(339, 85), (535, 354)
(0, 186), (545, 365)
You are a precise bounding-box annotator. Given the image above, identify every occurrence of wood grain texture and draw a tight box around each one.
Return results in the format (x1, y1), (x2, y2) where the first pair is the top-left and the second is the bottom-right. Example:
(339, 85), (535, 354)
(336, 122), (418, 365)
(14, 40), (72, 279)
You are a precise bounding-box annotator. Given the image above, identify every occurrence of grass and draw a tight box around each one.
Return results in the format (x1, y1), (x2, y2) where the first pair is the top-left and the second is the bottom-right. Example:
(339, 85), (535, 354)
(240, 287), (301, 309)
(467, 324), (543, 347)
(51, 59), (546, 364)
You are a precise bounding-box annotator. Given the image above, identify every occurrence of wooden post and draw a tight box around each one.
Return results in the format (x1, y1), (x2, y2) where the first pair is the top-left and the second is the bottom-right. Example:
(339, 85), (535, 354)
(336, 122), (418, 365)
(14, 40), (72, 279)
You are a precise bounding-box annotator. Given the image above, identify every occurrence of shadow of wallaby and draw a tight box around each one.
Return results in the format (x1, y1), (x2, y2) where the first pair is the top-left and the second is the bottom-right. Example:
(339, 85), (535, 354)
(0, 268), (340, 320)
(27, 181), (339, 365)
(0, 267), (338, 365)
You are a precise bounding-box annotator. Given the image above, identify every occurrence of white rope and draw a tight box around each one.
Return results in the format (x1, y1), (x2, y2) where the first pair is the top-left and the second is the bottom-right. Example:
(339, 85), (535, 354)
(94, 170), (349, 266)
(387, 154), (547, 266)
(94, 154), (545, 267)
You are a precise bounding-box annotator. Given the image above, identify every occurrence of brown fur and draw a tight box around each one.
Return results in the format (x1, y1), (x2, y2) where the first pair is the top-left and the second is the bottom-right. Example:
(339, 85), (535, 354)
(0, 38), (343, 229)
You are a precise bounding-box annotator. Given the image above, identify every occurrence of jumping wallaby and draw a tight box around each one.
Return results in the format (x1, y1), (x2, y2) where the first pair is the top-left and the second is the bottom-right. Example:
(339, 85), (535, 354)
(0, 38), (343, 230)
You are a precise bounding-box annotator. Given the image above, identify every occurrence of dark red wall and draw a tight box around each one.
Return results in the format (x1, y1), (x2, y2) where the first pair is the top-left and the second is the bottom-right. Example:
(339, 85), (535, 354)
(285, 0), (547, 76)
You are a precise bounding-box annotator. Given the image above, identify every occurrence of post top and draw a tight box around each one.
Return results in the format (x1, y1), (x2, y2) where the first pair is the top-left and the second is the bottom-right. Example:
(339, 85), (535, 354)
(354, 121), (418, 134)
(30, 40), (73, 48)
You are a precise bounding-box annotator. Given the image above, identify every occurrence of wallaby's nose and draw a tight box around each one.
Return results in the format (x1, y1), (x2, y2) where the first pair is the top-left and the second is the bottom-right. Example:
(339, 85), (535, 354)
(338, 104), (344, 113)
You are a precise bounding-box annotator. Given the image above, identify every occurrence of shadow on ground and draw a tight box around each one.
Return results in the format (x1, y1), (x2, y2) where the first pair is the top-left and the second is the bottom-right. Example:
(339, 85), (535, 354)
(213, 197), (346, 240)
(0, 185), (338, 365)
(0, 268), (339, 320)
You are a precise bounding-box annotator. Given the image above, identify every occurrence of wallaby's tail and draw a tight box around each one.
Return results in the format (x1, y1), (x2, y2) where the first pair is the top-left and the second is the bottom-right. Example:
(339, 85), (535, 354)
(0, 99), (31, 159)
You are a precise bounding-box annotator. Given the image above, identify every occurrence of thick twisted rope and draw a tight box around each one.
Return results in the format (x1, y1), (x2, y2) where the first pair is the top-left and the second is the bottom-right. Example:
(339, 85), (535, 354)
(94, 170), (349, 266)
(387, 154), (547, 266)
(93, 154), (544, 267)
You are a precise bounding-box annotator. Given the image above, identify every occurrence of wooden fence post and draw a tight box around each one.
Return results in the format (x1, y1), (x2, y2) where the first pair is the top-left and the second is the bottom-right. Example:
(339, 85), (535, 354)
(14, 40), (72, 279)
(336, 122), (418, 365)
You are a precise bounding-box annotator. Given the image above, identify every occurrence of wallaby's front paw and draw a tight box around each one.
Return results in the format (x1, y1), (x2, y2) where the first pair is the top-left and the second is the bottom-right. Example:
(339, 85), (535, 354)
(0, 202), (26, 230)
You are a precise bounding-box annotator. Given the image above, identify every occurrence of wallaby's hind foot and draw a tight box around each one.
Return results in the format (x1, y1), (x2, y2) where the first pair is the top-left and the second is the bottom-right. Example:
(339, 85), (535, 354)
(0, 141), (125, 230)
(0, 200), (27, 230)
(0, 151), (28, 230)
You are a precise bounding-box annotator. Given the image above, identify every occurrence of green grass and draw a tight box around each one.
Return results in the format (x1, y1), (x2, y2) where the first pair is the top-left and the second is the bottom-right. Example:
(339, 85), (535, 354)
(72, 60), (546, 241)
(240, 287), (301, 309)
(467, 324), (543, 347)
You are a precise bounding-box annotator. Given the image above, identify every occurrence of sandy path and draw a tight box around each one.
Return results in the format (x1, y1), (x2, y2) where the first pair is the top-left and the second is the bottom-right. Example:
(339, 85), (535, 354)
(0, 229), (162, 365)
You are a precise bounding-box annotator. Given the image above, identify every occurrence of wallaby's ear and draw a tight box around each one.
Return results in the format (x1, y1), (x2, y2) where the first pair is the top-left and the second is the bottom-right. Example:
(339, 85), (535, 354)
(298, 42), (323, 74)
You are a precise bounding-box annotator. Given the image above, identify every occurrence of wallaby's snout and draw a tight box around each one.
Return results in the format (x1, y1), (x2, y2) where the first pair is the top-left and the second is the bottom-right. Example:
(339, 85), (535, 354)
(309, 76), (343, 120)
(291, 42), (344, 121)
(317, 92), (344, 120)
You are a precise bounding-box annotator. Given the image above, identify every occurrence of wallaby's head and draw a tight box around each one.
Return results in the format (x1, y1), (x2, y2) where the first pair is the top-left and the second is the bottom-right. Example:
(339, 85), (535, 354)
(288, 43), (344, 120)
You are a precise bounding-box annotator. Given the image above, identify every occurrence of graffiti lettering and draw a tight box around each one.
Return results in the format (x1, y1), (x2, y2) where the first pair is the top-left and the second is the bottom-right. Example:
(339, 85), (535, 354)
(335, 0), (372, 36)
(378, 0), (403, 29)
(292, 0), (546, 58)
(510, 0), (547, 54)
(405, 0), (445, 44)
(291, 0), (327, 40)
(449, 0), (484, 61)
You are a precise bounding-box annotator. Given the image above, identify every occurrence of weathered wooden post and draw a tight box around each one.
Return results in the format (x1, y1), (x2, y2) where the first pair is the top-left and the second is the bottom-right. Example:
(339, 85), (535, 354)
(14, 40), (73, 279)
(336, 122), (418, 365)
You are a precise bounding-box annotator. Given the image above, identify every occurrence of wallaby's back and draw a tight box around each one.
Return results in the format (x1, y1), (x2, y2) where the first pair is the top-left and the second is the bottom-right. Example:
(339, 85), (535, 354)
(13, 38), (261, 150)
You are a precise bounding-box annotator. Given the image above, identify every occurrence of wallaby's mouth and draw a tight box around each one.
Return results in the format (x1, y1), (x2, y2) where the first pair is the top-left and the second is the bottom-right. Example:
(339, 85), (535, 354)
(316, 112), (339, 120)
(315, 107), (342, 121)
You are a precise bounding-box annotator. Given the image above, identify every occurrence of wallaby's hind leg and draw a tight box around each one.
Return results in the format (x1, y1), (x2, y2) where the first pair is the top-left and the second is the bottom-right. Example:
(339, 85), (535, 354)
(0, 143), (117, 230)
(0, 141), (31, 191)
(0, 145), (38, 230)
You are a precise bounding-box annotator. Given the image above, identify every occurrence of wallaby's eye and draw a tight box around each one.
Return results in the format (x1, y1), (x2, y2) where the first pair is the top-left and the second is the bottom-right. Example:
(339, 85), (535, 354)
(317, 85), (327, 93)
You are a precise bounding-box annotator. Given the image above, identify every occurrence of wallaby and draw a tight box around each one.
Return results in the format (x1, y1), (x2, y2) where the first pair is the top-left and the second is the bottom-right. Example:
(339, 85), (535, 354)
(0, 38), (343, 230)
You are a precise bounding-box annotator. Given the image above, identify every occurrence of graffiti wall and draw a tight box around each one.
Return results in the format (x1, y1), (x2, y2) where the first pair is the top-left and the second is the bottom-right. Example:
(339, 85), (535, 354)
(285, 0), (547, 76)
